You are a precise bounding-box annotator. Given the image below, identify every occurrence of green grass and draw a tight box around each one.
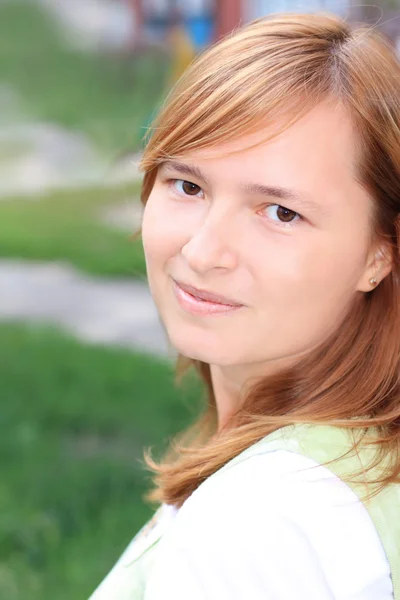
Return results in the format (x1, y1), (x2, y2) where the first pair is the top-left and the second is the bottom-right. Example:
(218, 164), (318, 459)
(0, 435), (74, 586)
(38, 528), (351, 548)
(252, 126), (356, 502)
(0, 322), (203, 599)
(0, 184), (148, 278)
(0, 1), (168, 153)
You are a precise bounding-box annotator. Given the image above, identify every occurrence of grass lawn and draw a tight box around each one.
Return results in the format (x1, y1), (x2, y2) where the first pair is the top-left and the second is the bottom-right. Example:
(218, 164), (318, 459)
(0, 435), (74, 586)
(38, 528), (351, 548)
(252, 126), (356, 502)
(0, 322), (203, 600)
(0, 183), (147, 278)
(0, 1), (168, 154)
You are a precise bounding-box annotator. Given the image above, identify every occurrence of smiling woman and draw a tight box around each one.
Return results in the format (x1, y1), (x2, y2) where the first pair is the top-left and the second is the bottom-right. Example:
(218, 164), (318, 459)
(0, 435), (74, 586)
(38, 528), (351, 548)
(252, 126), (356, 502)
(89, 12), (400, 600)
(142, 106), (382, 375)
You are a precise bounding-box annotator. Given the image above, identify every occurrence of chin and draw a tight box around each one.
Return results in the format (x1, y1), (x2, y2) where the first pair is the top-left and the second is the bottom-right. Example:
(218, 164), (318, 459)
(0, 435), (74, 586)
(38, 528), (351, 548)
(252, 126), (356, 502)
(166, 327), (239, 365)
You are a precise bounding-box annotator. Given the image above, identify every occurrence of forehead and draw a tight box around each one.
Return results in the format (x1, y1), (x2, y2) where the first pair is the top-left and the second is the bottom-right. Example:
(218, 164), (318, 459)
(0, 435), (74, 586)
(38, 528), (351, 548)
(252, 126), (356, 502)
(178, 101), (360, 189)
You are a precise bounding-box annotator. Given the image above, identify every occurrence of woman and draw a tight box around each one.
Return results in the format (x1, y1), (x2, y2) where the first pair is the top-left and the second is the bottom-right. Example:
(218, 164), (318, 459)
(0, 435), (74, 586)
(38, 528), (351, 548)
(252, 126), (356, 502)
(90, 12), (400, 600)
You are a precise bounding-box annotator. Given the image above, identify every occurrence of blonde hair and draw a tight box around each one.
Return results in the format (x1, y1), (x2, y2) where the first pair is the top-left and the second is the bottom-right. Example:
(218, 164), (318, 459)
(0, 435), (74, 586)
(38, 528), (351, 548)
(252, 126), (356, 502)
(138, 13), (400, 509)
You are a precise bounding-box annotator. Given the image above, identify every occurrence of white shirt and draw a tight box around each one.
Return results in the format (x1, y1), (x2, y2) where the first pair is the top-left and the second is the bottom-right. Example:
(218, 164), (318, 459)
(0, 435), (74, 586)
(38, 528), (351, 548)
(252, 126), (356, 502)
(144, 450), (394, 600)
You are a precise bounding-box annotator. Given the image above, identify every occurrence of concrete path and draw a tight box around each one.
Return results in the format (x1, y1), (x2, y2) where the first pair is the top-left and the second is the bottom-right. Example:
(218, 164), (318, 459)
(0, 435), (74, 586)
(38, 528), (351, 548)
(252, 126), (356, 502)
(0, 84), (143, 199)
(0, 259), (172, 358)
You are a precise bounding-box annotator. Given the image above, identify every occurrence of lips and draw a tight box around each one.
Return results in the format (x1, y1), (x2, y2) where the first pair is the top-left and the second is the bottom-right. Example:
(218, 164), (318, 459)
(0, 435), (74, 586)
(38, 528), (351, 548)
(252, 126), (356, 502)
(173, 280), (243, 307)
(172, 280), (244, 316)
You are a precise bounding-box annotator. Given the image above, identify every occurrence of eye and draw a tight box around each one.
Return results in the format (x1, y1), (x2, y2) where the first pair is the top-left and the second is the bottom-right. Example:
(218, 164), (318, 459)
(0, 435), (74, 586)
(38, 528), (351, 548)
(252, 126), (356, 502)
(172, 179), (204, 198)
(261, 204), (301, 226)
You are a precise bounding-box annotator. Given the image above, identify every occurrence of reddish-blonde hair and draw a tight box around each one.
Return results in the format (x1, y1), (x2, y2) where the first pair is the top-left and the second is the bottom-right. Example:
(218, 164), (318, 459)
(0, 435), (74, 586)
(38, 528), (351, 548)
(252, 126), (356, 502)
(138, 13), (400, 509)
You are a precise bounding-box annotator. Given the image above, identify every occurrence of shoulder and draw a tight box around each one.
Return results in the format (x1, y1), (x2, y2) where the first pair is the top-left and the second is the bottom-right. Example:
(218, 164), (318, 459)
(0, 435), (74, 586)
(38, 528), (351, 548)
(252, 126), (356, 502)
(180, 446), (359, 508)
(177, 449), (374, 532)
(167, 449), (391, 598)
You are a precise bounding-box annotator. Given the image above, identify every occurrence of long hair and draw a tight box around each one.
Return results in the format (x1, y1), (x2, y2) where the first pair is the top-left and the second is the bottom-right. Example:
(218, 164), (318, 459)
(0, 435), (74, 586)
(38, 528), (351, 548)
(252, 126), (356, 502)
(138, 13), (400, 509)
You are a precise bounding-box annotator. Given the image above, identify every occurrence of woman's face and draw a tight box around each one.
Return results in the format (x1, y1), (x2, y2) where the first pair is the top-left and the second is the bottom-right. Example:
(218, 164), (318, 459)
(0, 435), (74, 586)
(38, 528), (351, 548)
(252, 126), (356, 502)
(142, 101), (376, 368)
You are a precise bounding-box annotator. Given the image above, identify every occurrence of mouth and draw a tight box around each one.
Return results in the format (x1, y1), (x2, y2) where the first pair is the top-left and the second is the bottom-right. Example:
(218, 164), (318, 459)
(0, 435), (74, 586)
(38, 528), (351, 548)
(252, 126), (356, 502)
(172, 279), (244, 316)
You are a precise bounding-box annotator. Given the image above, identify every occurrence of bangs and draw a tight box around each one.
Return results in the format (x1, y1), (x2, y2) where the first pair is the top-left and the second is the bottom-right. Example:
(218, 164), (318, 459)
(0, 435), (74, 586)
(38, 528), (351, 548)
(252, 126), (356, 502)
(140, 16), (340, 170)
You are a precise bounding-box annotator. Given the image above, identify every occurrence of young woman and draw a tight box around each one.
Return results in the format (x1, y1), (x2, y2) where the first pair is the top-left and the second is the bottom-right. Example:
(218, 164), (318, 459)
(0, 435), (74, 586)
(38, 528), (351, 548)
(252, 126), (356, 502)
(90, 12), (400, 600)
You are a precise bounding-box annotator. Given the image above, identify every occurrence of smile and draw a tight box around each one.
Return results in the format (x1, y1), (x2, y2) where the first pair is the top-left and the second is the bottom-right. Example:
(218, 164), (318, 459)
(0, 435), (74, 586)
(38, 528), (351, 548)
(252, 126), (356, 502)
(172, 280), (244, 316)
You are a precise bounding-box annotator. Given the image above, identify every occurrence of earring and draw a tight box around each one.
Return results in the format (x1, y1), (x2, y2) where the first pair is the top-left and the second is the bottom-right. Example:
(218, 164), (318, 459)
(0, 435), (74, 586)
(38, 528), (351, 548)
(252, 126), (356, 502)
(369, 277), (378, 287)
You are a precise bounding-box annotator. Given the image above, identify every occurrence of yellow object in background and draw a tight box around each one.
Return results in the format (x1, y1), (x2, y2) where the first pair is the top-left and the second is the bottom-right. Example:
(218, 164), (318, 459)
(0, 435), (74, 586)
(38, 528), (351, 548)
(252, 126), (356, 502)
(167, 25), (197, 84)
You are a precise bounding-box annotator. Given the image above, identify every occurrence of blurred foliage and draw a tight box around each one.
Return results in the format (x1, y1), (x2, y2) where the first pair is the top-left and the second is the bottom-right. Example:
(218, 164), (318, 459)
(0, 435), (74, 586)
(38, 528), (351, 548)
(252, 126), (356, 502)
(0, 183), (147, 278)
(0, 1), (168, 153)
(0, 322), (203, 599)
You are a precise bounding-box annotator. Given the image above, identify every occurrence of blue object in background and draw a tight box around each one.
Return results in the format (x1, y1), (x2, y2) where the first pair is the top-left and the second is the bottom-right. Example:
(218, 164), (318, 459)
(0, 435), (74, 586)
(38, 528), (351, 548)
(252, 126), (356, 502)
(184, 15), (215, 51)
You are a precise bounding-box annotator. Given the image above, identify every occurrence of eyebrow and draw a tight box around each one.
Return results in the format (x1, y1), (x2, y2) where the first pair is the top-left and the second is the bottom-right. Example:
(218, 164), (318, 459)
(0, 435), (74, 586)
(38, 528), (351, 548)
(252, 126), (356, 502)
(160, 160), (322, 214)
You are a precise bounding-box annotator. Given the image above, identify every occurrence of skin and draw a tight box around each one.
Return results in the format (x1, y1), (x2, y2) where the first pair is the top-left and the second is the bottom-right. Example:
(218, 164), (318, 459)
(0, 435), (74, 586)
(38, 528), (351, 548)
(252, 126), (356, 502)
(141, 101), (392, 430)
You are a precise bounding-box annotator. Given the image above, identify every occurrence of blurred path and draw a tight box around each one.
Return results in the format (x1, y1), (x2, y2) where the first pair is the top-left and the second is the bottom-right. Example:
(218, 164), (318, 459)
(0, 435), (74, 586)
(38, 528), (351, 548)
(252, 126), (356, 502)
(0, 84), (142, 199)
(0, 3), (156, 355)
(0, 259), (171, 357)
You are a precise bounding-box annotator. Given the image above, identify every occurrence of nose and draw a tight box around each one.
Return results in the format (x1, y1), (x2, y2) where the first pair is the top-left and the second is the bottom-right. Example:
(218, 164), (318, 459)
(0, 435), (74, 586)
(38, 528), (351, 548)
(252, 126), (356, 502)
(181, 209), (239, 275)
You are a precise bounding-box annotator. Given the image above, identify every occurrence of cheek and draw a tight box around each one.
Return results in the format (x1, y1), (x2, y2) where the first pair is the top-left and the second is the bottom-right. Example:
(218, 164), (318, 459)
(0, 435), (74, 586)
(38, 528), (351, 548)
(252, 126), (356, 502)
(141, 194), (179, 269)
(306, 227), (369, 293)
(253, 231), (365, 311)
(142, 188), (206, 269)
(247, 234), (311, 291)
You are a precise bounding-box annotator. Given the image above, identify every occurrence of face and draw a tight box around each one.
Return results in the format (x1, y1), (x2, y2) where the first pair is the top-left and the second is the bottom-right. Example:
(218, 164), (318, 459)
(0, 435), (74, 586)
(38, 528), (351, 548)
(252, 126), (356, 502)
(141, 102), (375, 370)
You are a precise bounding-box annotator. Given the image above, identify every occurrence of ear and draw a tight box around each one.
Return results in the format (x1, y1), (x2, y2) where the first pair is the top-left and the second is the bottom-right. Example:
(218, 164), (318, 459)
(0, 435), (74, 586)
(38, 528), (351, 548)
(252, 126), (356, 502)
(356, 242), (393, 292)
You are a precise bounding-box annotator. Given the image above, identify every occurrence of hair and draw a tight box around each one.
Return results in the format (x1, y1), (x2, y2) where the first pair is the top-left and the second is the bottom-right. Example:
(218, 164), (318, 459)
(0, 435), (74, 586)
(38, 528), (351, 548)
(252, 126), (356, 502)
(137, 12), (400, 509)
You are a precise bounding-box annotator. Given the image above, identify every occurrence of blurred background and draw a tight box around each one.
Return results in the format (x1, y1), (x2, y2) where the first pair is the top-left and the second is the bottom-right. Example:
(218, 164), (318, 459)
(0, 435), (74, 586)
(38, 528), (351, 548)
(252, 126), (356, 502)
(0, 1), (398, 598)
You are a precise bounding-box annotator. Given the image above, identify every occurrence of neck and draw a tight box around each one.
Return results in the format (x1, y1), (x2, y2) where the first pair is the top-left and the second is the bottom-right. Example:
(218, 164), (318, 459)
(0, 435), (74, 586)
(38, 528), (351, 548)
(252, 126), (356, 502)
(210, 362), (268, 432)
(209, 349), (313, 432)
